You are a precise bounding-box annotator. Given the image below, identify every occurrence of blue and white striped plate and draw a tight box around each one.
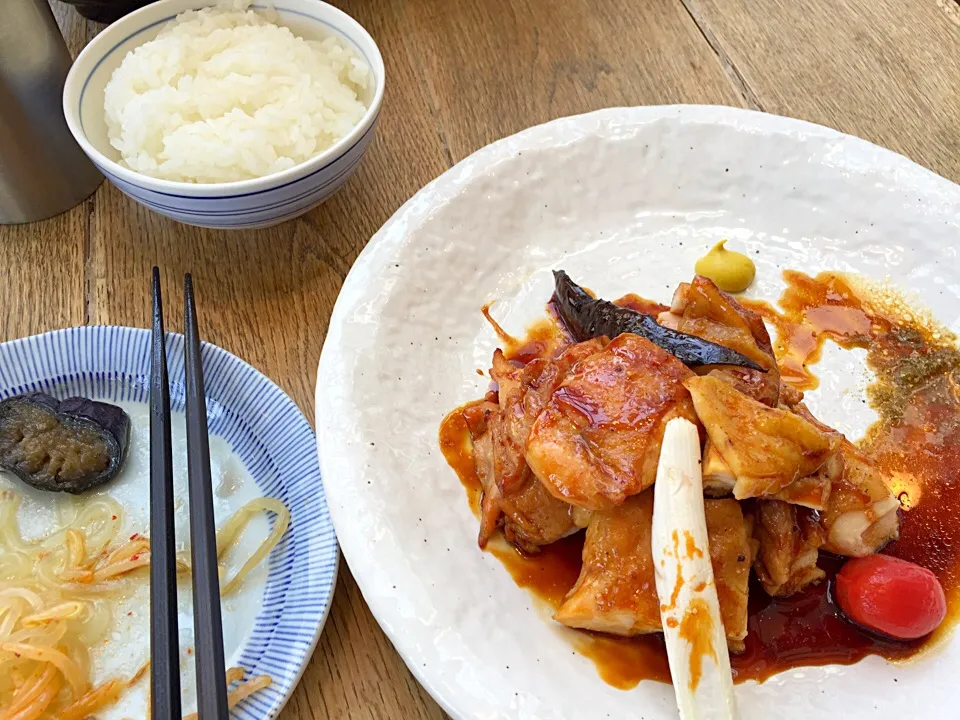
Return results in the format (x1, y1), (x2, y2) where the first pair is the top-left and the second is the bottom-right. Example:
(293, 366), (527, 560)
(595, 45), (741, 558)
(0, 326), (336, 718)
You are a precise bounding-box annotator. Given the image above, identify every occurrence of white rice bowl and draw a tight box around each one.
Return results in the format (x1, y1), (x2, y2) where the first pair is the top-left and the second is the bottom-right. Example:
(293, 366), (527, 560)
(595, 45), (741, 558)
(103, 3), (371, 183)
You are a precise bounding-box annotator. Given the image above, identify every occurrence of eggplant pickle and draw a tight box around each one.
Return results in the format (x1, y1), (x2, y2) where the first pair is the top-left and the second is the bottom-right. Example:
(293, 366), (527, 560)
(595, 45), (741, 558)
(0, 393), (130, 494)
(551, 270), (763, 371)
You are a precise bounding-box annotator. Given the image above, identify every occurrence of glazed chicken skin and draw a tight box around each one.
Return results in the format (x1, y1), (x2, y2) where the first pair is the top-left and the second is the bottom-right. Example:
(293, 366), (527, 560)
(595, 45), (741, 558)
(751, 499), (826, 596)
(473, 338), (607, 551)
(489, 338), (606, 496)
(464, 399), (579, 553)
(554, 491), (662, 635)
(525, 333), (698, 510)
(661, 276), (782, 407)
(704, 499), (753, 652)
(703, 438), (840, 511)
(821, 440), (900, 557)
(777, 452), (841, 510)
(788, 404), (901, 556)
(450, 271), (907, 661)
(459, 400), (501, 547)
(702, 440), (737, 497)
(555, 491), (753, 651)
(685, 375), (841, 500)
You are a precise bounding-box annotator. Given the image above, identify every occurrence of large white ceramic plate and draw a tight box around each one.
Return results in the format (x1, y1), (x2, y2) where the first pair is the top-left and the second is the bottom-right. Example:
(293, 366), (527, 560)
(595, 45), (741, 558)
(315, 106), (960, 719)
(0, 326), (336, 719)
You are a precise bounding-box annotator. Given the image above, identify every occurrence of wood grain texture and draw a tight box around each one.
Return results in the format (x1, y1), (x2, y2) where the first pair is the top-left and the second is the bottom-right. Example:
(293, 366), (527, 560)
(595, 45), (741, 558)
(76, 0), (742, 717)
(0, 206), (87, 340)
(683, 0), (960, 182)
(85, 0), (451, 714)
(402, 0), (745, 162)
(0, 0), (957, 717)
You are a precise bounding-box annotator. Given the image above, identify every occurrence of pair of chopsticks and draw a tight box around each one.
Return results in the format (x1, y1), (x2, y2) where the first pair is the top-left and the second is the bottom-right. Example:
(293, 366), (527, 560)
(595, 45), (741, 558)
(149, 268), (229, 719)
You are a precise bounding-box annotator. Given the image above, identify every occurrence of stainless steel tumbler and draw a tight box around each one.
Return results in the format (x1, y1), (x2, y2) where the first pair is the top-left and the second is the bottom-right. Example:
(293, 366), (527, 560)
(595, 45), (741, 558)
(0, 0), (103, 224)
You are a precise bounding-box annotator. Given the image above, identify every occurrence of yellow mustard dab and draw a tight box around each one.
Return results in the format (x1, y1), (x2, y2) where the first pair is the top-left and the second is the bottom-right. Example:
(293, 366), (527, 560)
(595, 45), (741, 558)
(694, 240), (756, 293)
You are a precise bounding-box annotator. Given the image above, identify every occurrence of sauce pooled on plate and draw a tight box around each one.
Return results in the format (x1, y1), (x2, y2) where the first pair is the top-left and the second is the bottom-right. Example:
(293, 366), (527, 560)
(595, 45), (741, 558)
(440, 273), (960, 688)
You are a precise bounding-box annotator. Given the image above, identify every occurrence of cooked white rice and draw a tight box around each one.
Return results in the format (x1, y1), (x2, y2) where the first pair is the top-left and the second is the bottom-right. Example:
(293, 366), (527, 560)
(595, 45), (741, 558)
(103, 3), (370, 183)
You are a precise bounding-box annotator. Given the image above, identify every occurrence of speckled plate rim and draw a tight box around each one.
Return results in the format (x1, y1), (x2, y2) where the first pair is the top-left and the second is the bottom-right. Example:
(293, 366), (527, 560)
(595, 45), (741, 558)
(0, 325), (337, 719)
(315, 105), (960, 720)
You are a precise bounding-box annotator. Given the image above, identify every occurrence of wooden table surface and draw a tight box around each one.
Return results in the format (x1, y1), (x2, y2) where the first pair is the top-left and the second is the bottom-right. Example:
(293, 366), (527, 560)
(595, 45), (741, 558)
(3, 0), (959, 717)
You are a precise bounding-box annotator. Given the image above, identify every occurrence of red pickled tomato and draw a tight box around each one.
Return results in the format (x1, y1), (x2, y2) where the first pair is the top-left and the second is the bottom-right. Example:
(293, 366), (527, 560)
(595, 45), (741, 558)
(835, 554), (947, 640)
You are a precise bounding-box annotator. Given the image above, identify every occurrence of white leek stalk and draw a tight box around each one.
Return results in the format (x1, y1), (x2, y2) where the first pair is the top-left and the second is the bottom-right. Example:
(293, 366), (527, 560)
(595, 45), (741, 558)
(652, 417), (737, 720)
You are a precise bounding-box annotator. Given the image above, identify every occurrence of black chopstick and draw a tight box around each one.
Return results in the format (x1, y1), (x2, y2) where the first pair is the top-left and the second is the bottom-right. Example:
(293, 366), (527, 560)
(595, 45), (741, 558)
(149, 267), (181, 720)
(183, 273), (230, 719)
